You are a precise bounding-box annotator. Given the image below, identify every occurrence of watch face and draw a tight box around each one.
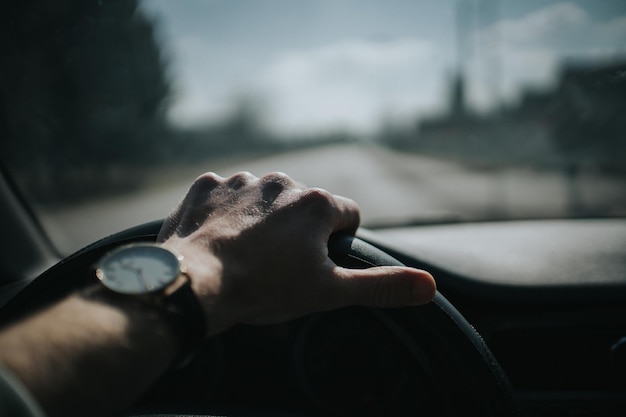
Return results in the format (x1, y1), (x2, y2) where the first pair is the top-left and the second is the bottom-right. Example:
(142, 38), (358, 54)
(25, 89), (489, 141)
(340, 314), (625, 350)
(96, 244), (181, 294)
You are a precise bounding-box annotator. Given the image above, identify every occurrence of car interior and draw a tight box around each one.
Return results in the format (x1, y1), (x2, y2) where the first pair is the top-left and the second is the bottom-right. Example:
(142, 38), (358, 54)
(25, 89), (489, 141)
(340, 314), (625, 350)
(1, 1), (625, 416)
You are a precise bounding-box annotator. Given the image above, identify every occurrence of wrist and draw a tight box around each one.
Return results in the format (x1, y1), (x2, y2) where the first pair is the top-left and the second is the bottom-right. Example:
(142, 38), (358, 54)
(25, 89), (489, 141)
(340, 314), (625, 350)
(79, 287), (180, 365)
(92, 243), (208, 367)
(159, 239), (225, 333)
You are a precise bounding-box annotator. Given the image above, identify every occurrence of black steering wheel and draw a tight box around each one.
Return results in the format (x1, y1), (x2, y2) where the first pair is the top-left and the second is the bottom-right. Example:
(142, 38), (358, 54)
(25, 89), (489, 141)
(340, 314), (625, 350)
(0, 220), (520, 416)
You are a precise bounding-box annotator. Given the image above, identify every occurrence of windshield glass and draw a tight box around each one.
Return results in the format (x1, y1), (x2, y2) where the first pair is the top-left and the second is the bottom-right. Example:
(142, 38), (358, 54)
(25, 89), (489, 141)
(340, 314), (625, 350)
(1, 0), (625, 254)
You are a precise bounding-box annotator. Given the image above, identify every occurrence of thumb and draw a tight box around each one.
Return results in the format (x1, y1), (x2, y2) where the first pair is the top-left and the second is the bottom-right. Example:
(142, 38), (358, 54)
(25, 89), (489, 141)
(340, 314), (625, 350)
(334, 266), (436, 308)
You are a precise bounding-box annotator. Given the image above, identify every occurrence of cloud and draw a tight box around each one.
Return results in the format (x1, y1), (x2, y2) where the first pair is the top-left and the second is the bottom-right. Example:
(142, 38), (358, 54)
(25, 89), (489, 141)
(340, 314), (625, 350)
(166, 35), (255, 127)
(250, 38), (449, 135)
(467, 2), (626, 110)
(488, 2), (588, 46)
(161, 2), (626, 133)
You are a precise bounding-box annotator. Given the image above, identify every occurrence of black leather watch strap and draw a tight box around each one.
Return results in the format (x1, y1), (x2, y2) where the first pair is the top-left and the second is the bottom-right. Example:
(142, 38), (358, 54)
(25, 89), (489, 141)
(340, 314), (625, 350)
(157, 274), (206, 367)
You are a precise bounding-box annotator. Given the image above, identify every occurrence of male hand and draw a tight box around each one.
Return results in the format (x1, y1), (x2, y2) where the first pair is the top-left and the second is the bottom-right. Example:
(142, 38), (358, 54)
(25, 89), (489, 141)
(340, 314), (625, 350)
(158, 172), (436, 335)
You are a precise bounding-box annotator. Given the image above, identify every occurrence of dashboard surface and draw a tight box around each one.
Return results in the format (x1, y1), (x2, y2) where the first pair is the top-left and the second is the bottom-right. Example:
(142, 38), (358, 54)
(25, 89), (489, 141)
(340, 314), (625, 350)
(360, 218), (626, 303)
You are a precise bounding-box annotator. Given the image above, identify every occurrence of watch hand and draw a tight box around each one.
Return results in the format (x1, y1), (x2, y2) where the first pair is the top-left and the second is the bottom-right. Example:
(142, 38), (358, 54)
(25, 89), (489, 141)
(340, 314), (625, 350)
(119, 260), (148, 290)
(134, 268), (150, 291)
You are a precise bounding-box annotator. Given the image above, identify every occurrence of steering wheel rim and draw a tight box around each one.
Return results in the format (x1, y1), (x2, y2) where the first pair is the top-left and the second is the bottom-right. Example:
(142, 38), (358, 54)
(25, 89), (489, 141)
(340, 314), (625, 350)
(0, 220), (520, 416)
(328, 234), (519, 416)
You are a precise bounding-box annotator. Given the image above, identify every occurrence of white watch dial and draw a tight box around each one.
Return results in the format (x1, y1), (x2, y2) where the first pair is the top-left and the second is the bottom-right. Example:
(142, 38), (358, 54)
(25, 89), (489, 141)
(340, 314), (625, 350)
(96, 244), (181, 294)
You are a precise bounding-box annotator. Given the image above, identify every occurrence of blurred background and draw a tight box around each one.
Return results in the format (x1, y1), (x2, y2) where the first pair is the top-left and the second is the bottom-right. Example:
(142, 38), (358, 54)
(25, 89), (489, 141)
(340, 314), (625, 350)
(1, 0), (625, 254)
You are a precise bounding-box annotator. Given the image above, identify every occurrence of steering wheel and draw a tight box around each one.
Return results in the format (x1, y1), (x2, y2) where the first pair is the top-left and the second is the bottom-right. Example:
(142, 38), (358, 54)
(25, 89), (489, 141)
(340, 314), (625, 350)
(0, 220), (520, 416)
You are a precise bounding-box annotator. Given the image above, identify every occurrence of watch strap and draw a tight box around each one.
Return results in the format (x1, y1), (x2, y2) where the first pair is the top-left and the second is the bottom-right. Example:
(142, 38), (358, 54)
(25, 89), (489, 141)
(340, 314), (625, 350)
(158, 273), (206, 367)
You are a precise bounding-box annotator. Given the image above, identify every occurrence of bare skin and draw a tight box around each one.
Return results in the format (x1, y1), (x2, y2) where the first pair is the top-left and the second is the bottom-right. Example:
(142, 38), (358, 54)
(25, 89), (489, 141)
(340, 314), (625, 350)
(0, 172), (436, 417)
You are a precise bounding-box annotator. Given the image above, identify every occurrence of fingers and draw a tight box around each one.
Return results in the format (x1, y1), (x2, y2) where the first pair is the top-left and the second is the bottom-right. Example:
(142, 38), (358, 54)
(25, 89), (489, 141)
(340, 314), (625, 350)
(331, 194), (360, 234)
(165, 171), (360, 236)
(158, 170), (437, 333)
(332, 266), (436, 308)
(295, 188), (360, 235)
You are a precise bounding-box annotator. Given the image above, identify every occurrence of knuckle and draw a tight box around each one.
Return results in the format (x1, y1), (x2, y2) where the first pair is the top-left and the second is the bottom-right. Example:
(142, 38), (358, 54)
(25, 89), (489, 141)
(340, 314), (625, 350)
(259, 173), (300, 207)
(227, 171), (257, 189)
(191, 172), (222, 191)
(261, 171), (294, 186)
(302, 187), (333, 204)
(302, 188), (333, 205)
(298, 188), (334, 215)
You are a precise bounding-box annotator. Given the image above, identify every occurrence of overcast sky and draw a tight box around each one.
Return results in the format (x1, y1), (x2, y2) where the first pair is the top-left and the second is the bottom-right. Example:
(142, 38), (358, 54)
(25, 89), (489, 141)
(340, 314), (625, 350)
(141, 0), (626, 136)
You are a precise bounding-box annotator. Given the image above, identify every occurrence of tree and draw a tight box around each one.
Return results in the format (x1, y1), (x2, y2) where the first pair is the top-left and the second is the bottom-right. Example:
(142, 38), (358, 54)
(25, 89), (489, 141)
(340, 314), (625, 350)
(549, 61), (626, 174)
(0, 0), (172, 203)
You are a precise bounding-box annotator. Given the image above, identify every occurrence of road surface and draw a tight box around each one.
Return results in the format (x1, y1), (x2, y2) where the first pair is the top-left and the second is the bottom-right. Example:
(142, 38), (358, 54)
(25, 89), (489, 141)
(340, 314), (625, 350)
(39, 144), (626, 254)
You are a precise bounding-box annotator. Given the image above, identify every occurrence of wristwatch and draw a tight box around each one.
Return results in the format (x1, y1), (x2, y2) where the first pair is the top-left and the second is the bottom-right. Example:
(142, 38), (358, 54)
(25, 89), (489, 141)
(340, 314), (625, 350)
(94, 243), (206, 365)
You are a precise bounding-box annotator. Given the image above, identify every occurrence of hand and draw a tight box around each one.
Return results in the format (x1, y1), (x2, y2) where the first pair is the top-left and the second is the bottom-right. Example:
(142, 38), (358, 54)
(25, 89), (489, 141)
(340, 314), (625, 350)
(158, 172), (436, 335)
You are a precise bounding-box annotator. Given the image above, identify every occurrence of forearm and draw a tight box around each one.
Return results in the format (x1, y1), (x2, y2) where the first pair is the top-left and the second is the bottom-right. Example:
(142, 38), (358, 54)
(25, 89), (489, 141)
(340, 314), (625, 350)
(0, 293), (178, 417)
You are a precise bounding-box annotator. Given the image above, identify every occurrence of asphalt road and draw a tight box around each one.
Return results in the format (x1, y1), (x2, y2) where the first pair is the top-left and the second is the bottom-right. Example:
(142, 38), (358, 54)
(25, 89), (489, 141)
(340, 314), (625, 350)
(40, 144), (626, 254)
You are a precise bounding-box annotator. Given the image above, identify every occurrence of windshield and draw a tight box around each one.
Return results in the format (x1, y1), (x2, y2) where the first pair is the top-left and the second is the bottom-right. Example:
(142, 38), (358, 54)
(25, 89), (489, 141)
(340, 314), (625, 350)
(1, 0), (625, 254)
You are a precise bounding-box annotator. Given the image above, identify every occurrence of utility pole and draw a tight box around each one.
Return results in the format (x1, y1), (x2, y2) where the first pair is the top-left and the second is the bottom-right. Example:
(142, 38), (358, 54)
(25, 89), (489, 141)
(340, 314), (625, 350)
(452, 0), (471, 116)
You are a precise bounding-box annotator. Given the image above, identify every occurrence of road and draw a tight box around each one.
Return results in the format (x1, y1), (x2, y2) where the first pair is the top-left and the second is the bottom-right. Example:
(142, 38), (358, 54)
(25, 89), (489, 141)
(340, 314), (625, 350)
(40, 144), (626, 254)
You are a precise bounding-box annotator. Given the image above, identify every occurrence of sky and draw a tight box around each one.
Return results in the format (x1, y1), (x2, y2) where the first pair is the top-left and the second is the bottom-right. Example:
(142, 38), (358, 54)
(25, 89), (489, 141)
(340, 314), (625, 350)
(141, 0), (626, 136)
